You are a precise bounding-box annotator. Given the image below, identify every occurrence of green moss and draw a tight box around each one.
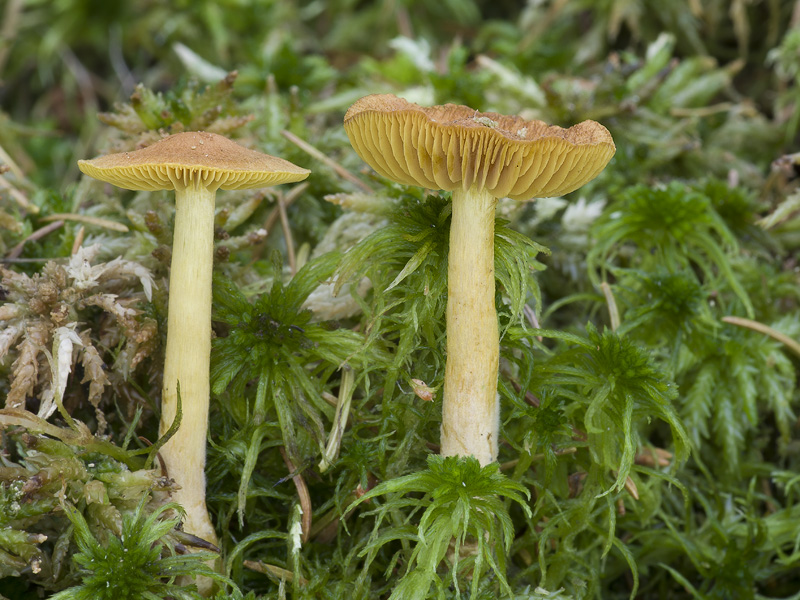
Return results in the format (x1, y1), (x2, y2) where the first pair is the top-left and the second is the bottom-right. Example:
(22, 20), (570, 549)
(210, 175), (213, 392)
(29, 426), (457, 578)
(3, 3), (800, 597)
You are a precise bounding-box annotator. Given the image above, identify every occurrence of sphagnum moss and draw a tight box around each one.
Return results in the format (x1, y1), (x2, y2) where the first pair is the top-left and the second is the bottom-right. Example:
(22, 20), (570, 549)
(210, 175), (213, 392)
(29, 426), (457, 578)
(4, 5), (800, 597)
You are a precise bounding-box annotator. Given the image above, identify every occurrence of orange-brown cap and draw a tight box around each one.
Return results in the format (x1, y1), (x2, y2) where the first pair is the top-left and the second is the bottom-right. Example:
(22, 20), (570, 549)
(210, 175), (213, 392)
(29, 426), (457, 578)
(78, 131), (309, 192)
(344, 94), (615, 201)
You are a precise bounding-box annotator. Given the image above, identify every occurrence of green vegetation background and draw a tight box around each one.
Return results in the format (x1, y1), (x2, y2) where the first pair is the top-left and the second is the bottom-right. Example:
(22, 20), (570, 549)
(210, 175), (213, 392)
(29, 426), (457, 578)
(2, 0), (800, 598)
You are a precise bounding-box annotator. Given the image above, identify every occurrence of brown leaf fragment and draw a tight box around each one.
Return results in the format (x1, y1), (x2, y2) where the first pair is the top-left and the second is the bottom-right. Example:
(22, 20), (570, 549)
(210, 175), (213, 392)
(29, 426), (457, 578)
(6, 323), (48, 409)
(79, 331), (110, 434)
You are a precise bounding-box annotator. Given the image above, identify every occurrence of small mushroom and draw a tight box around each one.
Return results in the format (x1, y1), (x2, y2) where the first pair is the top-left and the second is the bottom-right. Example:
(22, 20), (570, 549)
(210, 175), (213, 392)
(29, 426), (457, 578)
(344, 94), (615, 465)
(79, 132), (309, 544)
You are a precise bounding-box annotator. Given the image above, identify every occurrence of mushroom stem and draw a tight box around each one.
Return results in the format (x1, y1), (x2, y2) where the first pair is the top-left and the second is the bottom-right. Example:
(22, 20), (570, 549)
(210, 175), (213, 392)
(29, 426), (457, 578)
(441, 185), (499, 466)
(160, 181), (219, 546)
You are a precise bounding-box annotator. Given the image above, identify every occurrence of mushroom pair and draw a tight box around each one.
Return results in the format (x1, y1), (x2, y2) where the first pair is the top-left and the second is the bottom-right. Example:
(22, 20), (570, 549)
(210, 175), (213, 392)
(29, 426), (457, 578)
(78, 94), (614, 543)
(79, 133), (309, 544)
(344, 94), (615, 465)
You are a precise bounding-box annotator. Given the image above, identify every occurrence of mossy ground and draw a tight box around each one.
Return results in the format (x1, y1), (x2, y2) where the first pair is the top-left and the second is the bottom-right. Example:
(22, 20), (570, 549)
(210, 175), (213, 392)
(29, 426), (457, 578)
(2, 2), (800, 598)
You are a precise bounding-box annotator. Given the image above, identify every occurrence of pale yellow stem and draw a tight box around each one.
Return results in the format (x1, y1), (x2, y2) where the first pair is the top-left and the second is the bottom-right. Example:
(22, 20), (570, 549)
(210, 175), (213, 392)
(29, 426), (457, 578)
(440, 186), (499, 465)
(160, 182), (218, 547)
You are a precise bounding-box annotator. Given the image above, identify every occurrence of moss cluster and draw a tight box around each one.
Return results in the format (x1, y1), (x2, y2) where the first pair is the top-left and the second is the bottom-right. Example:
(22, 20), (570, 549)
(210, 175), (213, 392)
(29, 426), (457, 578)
(3, 2), (800, 598)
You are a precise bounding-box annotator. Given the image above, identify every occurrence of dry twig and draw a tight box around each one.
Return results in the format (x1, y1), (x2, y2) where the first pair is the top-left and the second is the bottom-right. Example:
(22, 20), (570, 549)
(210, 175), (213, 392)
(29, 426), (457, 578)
(280, 448), (312, 543)
(7, 221), (64, 259)
(281, 129), (373, 193)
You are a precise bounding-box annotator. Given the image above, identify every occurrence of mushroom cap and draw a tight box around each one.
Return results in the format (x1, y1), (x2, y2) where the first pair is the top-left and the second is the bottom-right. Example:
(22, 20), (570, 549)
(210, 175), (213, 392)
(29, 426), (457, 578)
(78, 131), (310, 192)
(344, 94), (615, 201)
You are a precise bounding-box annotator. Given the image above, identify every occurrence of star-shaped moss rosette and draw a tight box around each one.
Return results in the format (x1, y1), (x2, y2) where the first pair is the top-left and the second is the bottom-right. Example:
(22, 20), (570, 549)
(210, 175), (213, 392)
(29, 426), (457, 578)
(209, 253), (368, 523)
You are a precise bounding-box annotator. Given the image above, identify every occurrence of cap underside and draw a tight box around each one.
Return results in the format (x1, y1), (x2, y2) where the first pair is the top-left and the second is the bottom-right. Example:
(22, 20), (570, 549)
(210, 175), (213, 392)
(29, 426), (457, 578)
(78, 132), (309, 192)
(344, 95), (615, 201)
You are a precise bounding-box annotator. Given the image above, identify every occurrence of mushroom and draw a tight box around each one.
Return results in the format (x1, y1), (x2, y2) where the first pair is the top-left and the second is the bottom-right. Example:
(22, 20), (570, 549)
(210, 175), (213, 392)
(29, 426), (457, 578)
(79, 132), (309, 544)
(344, 94), (615, 465)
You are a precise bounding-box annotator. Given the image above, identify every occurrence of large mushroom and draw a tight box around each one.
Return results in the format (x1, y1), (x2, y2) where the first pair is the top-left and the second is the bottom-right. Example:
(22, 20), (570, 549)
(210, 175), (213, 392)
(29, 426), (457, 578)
(344, 94), (615, 465)
(79, 132), (309, 544)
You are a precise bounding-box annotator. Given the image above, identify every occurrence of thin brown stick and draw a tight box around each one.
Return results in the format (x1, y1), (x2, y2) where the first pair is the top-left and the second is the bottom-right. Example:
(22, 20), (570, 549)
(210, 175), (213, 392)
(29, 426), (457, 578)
(108, 25), (136, 94)
(601, 282), (620, 331)
(283, 182), (310, 206)
(321, 391), (339, 407)
(0, 139), (32, 180)
(244, 560), (308, 585)
(523, 304), (543, 342)
(60, 45), (98, 112)
(254, 183), (308, 263)
(396, 7), (413, 38)
(138, 435), (169, 480)
(40, 213), (128, 232)
(280, 448), (312, 543)
(263, 206), (280, 234)
(670, 103), (733, 118)
(71, 226), (86, 255)
(7, 221), (64, 259)
(281, 129), (373, 193)
(624, 476), (639, 500)
(610, 471), (640, 501)
(278, 198), (296, 275)
(723, 315), (800, 358)
(508, 378), (540, 408)
(263, 183), (307, 234)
